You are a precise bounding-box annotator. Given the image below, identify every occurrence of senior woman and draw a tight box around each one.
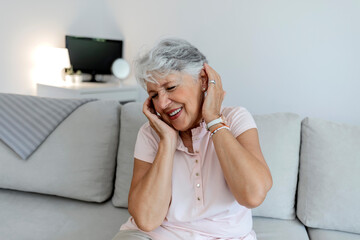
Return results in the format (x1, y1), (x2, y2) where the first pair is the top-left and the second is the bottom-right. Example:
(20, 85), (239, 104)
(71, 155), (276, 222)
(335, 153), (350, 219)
(113, 38), (272, 240)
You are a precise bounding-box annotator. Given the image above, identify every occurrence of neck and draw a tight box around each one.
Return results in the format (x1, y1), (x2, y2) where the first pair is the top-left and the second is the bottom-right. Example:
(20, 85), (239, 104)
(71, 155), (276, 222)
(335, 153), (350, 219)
(179, 118), (203, 140)
(180, 91), (205, 141)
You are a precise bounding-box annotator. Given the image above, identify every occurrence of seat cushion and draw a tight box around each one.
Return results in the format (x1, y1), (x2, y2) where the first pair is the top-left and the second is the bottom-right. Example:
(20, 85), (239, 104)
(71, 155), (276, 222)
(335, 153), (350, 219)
(0, 100), (120, 202)
(297, 117), (360, 234)
(307, 228), (360, 240)
(251, 113), (302, 220)
(252, 216), (309, 240)
(0, 188), (130, 240)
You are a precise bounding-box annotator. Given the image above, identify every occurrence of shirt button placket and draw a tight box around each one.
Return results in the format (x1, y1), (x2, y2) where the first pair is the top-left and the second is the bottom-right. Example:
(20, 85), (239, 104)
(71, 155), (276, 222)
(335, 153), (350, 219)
(194, 158), (203, 206)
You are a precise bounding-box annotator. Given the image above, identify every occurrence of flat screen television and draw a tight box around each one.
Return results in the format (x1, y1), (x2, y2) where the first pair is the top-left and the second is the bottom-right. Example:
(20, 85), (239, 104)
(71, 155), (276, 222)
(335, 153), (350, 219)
(65, 35), (123, 82)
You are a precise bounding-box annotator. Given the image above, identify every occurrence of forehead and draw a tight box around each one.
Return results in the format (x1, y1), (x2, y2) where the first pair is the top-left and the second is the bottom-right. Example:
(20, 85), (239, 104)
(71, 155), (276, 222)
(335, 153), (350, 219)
(146, 73), (182, 92)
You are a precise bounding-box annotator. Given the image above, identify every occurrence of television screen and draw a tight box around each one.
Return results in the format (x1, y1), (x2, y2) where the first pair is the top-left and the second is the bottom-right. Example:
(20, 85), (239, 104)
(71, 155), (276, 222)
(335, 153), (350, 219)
(66, 35), (123, 81)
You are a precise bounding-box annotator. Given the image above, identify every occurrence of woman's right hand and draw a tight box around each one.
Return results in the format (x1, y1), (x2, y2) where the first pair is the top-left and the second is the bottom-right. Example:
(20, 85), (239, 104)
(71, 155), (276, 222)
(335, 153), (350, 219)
(143, 97), (178, 149)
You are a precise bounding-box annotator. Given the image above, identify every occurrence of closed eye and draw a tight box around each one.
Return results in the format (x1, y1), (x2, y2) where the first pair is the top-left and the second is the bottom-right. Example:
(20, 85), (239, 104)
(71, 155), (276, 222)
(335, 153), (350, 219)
(151, 93), (158, 99)
(167, 86), (176, 91)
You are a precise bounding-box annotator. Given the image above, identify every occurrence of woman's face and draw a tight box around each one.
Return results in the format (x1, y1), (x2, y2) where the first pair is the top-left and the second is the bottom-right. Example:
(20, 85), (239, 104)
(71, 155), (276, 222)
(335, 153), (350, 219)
(146, 72), (204, 132)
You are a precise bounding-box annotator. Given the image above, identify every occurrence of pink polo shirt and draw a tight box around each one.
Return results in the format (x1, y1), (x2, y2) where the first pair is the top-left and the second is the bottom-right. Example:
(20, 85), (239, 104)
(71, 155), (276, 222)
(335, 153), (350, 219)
(121, 106), (258, 240)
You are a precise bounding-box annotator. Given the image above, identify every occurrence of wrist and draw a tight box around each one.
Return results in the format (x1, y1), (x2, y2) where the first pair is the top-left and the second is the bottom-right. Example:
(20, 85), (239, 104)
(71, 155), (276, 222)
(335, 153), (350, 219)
(208, 122), (225, 132)
(159, 135), (178, 151)
(204, 114), (221, 125)
(206, 115), (225, 130)
(209, 123), (230, 137)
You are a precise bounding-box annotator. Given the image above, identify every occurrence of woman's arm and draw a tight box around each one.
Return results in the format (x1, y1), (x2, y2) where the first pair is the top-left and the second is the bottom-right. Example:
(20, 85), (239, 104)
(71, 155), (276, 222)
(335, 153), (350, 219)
(202, 63), (272, 208)
(128, 139), (175, 232)
(127, 97), (178, 232)
(209, 125), (273, 208)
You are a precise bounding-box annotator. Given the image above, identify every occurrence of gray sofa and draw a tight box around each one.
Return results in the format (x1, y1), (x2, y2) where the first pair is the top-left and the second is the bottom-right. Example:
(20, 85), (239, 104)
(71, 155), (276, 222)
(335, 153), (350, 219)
(0, 98), (359, 240)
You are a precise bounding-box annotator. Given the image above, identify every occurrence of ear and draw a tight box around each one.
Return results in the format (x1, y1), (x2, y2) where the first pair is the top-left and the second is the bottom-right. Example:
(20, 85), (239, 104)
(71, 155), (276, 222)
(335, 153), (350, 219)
(199, 68), (208, 92)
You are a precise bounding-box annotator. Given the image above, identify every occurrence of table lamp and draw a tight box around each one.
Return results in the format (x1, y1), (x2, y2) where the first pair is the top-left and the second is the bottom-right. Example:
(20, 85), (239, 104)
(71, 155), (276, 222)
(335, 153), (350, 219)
(34, 47), (71, 85)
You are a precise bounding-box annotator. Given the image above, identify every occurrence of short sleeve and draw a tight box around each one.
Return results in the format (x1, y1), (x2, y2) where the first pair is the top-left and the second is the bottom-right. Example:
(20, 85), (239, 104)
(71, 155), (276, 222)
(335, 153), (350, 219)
(133, 122), (160, 164)
(221, 106), (257, 138)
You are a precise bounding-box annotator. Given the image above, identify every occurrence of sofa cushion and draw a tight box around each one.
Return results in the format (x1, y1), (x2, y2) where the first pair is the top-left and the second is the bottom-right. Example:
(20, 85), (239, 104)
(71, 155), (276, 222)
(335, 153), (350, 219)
(297, 117), (360, 234)
(112, 102), (147, 207)
(252, 113), (302, 220)
(0, 100), (120, 202)
(0, 188), (130, 240)
(253, 216), (309, 240)
(307, 228), (360, 240)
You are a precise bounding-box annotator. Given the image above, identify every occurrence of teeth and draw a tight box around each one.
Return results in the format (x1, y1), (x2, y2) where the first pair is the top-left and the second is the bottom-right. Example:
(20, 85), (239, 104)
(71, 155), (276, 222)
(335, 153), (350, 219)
(169, 108), (182, 116)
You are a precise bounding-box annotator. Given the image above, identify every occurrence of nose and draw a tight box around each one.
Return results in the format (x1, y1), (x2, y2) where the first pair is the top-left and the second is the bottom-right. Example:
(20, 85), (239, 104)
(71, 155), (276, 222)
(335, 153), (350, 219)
(158, 92), (171, 110)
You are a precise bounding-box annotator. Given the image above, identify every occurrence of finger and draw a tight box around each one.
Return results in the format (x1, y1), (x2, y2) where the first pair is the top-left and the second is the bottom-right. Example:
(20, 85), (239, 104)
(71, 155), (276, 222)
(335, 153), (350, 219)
(143, 97), (155, 117)
(204, 63), (220, 79)
(143, 97), (151, 111)
(204, 63), (222, 88)
(204, 63), (218, 82)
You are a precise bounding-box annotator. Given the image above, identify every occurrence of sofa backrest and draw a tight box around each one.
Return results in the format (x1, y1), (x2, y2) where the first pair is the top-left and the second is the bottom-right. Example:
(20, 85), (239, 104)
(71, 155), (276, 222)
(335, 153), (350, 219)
(251, 112), (302, 220)
(0, 100), (121, 202)
(113, 102), (147, 207)
(297, 117), (360, 234)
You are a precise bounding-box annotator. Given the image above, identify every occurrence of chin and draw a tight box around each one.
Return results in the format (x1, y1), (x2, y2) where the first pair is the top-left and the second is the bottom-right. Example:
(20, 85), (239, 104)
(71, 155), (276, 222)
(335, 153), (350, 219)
(175, 123), (195, 132)
(169, 122), (186, 132)
(171, 124), (184, 132)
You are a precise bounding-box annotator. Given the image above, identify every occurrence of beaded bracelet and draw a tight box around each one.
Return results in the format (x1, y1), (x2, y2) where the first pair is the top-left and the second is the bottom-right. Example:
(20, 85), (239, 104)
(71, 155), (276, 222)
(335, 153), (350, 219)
(210, 125), (230, 137)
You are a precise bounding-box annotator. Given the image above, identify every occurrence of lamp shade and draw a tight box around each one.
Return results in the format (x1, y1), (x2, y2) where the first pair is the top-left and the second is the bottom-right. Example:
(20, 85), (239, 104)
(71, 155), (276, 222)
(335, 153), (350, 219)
(35, 47), (71, 69)
(33, 47), (71, 84)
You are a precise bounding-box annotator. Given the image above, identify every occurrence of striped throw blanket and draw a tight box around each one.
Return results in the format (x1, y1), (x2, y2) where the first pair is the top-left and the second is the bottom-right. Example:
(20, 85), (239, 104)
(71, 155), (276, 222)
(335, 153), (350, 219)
(0, 93), (97, 159)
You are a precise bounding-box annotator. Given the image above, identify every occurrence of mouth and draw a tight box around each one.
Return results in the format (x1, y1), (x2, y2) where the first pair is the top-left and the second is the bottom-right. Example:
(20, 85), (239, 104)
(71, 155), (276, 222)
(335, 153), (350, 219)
(167, 107), (183, 120)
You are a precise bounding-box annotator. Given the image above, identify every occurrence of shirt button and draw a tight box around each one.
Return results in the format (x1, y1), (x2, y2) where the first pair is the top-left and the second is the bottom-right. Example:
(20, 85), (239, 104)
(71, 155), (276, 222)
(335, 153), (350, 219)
(196, 183), (200, 188)
(195, 160), (198, 163)
(197, 197), (201, 201)
(196, 173), (199, 176)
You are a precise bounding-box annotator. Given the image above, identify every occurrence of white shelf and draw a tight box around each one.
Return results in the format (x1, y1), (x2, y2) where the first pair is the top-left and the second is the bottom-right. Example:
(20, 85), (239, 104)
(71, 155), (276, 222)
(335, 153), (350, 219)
(36, 81), (139, 102)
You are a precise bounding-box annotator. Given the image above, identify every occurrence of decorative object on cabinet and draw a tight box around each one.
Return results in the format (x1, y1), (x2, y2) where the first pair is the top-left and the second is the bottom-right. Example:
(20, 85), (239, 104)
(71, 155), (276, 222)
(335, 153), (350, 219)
(111, 58), (130, 80)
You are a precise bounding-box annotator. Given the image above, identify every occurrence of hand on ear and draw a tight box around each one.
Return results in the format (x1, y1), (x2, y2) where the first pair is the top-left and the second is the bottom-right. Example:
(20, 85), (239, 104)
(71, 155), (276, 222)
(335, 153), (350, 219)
(201, 63), (225, 123)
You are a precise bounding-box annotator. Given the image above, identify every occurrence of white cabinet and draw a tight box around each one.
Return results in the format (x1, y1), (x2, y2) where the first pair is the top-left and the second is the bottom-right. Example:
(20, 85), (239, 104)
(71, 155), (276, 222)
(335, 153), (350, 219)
(37, 81), (139, 103)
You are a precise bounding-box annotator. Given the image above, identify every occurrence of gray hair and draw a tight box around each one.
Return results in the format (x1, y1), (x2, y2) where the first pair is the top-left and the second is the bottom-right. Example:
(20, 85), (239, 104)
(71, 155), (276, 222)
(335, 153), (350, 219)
(134, 38), (208, 89)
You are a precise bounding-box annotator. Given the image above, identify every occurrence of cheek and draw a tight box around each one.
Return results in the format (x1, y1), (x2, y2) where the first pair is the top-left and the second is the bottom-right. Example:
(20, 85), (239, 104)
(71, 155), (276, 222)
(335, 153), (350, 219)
(185, 93), (202, 114)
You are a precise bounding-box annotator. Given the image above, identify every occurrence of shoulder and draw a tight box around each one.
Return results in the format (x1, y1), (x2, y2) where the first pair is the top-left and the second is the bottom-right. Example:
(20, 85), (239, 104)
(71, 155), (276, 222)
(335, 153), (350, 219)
(220, 106), (257, 138)
(221, 106), (256, 125)
(137, 122), (160, 145)
(221, 106), (251, 119)
(134, 122), (160, 163)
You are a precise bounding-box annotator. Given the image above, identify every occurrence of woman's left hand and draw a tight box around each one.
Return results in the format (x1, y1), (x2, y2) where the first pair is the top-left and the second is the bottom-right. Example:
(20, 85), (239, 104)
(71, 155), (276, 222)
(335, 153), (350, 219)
(202, 63), (226, 124)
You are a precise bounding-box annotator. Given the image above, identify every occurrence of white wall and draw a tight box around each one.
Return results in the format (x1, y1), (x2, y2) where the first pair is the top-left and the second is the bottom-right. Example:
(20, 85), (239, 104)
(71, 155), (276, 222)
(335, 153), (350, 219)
(1, 0), (359, 125)
(107, 0), (360, 125)
(0, 0), (122, 95)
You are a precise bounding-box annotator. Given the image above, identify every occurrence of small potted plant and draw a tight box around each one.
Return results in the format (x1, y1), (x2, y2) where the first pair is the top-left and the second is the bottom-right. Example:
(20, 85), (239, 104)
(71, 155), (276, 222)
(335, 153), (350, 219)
(65, 66), (82, 84)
